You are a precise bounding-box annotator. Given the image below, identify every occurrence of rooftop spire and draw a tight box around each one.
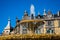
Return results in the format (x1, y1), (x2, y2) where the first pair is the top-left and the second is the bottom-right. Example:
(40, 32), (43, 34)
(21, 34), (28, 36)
(30, 4), (35, 16)
(30, 4), (35, 19)
(43, 9), (46, 15)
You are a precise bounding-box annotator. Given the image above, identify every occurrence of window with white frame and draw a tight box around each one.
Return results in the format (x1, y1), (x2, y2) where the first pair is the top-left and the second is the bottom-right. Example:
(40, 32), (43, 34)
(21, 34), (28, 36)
(46, 28), (54, 34)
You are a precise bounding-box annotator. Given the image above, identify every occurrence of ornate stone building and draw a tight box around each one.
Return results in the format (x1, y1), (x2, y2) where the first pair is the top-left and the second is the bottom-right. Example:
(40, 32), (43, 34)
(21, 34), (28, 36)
(2, 4), (60, 35)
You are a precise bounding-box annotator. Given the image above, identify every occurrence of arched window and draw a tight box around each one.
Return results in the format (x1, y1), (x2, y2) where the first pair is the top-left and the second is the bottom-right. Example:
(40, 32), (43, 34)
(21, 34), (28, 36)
(22, 26), (27, 34)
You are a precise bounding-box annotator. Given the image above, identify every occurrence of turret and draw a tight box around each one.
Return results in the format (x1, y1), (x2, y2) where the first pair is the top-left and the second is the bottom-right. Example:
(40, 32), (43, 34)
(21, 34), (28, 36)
(24, 10), (28, 16)
(3, 18), (11, 35)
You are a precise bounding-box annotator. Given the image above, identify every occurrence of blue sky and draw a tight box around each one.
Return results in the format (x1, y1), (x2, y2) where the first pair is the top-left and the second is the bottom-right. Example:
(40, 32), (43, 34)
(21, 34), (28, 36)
(0, 0), (60, 34)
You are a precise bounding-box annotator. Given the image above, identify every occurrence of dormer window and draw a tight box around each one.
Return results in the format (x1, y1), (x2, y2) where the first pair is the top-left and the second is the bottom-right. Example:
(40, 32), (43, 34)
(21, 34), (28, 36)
(47, 14), (52, 18)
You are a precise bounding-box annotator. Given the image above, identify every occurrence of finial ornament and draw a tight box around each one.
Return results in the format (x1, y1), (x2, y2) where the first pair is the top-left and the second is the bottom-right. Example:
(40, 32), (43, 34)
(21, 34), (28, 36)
(4, 17), (11, 29)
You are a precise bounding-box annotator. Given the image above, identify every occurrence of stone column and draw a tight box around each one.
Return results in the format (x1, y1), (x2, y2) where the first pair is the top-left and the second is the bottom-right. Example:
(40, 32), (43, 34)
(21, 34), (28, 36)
(43, 21), (46, 34)
(27, 23), (29, 34)
(54, 20), (60, 34)
(20, 24), (23, 34)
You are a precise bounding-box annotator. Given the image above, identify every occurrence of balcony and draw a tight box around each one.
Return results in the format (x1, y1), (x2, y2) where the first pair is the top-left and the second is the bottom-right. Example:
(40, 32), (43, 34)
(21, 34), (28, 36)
(1, 34), (60, 40)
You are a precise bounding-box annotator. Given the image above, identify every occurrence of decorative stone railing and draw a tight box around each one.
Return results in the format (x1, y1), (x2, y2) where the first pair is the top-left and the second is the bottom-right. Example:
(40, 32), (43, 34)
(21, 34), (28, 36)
(0, 34), (60, 40)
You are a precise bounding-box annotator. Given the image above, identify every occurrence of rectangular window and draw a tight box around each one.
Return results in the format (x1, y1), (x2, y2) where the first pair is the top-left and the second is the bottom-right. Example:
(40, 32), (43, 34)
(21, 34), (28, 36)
(35, 28), (41, 34)
(22, 29), (27, 34)
(46, 20), (54, 27)
(46, 28), (54, 34)
(48, 21), (51, 25)
(22, 26), (27, 34)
